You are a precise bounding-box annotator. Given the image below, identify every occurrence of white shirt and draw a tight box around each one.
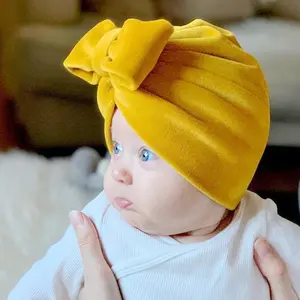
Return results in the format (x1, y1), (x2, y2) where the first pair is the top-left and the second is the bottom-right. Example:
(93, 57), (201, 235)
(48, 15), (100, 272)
(8, 191), (300, 300)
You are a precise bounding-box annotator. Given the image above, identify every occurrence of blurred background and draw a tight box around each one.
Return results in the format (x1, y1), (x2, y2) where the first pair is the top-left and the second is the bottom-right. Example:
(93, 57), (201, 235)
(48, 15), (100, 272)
(0, 0), (300, 296)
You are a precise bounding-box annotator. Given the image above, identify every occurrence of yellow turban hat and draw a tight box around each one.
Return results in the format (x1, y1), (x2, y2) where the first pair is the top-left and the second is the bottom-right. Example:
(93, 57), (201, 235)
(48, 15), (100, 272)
(63, 19), (270, 210)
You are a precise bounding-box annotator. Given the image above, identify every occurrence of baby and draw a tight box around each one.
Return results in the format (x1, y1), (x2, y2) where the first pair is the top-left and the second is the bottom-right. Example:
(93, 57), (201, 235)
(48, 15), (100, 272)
(8, 19), (300, 299)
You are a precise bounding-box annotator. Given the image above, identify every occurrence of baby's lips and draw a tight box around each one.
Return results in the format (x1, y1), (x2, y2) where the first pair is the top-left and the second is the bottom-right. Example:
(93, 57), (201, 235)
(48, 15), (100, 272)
(114, 197), (133, 209)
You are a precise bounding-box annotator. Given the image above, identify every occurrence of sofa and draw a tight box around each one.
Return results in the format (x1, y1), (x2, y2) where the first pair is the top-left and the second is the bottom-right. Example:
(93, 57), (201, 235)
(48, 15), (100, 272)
(2, 0), (300, 148)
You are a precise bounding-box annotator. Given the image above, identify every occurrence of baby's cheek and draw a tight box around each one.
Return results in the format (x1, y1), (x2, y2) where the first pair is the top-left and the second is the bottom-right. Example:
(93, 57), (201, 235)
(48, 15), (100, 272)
(147, 193), (176, 216)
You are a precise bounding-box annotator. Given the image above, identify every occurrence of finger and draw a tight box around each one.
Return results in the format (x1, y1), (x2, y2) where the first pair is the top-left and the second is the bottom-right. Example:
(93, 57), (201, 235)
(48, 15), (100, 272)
(70, 211), (109, 281)
(254, 238), (298, 300)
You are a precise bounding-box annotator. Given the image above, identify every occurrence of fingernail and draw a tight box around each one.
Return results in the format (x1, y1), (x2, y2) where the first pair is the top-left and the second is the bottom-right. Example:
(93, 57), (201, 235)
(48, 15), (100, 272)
(256, 238), (271, 259)
(69, 210), (84, 227)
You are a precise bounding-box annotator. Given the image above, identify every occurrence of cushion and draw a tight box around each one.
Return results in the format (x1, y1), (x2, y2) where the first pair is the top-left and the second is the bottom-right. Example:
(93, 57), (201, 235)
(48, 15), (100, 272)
(226, 18), (300, 122)
(21, 0), (80, 24)
(273, 0), (300, 20)
(159, 0), (255, 24)
(13, 14), (103, 100)
(16, 94), (105, 147)
(80, 0), (156, 24)
(257, 0), (300, 20)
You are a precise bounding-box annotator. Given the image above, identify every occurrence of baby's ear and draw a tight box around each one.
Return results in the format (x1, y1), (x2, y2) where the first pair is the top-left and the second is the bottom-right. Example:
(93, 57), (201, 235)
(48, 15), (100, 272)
(69, 147), (101, 189)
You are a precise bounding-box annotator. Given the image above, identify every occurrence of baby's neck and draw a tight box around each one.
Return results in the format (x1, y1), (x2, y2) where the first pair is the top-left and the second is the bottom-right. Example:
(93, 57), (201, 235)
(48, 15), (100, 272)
(171, 209), (235, 244)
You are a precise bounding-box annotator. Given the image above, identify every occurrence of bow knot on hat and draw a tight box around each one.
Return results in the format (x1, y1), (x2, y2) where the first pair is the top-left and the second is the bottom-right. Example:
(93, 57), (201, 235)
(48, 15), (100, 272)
(64, 19), (174, 90)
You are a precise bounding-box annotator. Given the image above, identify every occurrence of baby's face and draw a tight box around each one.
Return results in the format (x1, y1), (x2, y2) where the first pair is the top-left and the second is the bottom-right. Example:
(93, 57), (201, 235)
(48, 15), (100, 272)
(104, 109), (226, 236)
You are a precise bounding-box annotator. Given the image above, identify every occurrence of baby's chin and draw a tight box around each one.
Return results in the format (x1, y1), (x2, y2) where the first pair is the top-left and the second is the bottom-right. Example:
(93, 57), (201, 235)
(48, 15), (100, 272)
(130, 223), (166, 236)
(121, 213), (179, 237)
(114, 209), (163, 235)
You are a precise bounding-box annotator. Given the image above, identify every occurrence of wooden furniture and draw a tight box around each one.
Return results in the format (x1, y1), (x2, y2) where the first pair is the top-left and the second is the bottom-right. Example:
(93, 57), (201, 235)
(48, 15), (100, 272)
(0, 78), (20, 150)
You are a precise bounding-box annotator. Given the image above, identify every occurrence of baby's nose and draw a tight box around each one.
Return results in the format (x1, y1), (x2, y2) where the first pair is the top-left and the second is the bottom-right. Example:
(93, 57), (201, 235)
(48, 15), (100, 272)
(112, 168), (133, 185)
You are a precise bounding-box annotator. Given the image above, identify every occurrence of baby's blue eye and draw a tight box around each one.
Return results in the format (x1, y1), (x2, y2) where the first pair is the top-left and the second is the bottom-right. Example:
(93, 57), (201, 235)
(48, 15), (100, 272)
(140, 149), (156, 162)
(113, 142), (122, 155)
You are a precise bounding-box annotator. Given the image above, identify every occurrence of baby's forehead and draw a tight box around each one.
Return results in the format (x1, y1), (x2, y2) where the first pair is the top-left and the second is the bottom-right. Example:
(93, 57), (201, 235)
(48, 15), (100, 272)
(111, 109), (144, 145)
(111, 109), (131, 134)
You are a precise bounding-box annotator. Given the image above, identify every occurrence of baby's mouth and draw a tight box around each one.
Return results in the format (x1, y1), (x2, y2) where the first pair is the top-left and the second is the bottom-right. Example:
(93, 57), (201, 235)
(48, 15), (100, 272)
(114, 197), (133, 209)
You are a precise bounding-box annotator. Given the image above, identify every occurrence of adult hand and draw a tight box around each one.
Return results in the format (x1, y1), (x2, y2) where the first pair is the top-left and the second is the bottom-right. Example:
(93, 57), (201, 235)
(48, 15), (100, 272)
(70, 211), (122, 300)
(254, 238), (298, 300)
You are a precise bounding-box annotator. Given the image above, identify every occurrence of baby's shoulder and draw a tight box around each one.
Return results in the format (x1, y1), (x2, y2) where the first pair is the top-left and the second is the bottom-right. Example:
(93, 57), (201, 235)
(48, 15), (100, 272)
(248, 193), (300, 269)
(265, 199), (300, 253)
(243, 191), (300, 255)
(262, 197), (300, 294)
(244, 191), (300, 234)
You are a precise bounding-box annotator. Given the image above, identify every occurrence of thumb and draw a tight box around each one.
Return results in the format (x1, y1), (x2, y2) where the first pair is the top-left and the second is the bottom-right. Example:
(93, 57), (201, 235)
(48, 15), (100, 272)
(70, 211), (109, 280)
(254, 238), (298, 300)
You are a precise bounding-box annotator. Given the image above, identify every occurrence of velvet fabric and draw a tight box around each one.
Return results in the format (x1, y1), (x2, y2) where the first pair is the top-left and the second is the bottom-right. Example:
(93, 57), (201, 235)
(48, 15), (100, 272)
(64, 18), (270, 209)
